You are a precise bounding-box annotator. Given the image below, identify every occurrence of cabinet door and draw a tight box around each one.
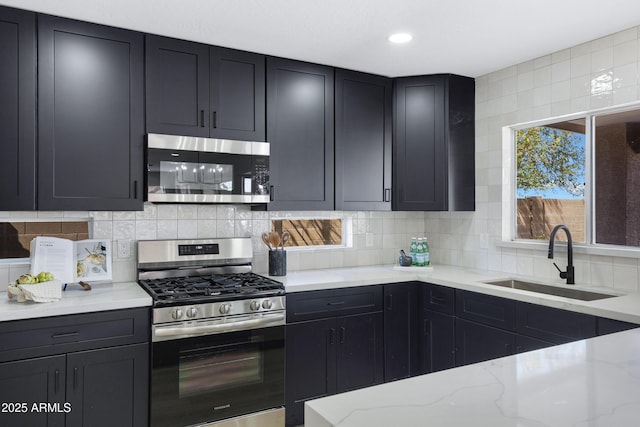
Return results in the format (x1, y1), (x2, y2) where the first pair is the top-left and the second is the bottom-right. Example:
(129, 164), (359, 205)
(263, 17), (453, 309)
(38, 16), (144, 210)
(146, 35), (209, 137)
(516, 301), (596, 344)
(597, 317), (639, 335)
(66, 343), (149, 427)
(456, 289), (516, 331)
(420, 309), (455, 374)
(210, 47), (265, 141)
(515, 334), (553, 353)
(285, 319), (336, 427)
(267, 57), (334, 210)
(383, 283), (418, 381)
(336, 312), (384, 393)
(393, 75), (446, 210)
(0, 354), (66, 427)
(455, 318), (515, 366)
(0, 7), (36, 210)
(335, 69), (392, 210)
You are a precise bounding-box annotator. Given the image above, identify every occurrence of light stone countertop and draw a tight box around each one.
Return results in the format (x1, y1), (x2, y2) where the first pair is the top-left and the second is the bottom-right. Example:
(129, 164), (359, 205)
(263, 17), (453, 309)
(305, 327), (640, 427)
(271, 264), (640, 323)
(0, 281), (152, 321)
(277, 265), (640, 427)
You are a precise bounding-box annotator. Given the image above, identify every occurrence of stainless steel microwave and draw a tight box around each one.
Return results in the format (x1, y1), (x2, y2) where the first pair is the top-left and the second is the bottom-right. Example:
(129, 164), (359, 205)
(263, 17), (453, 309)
(146, 133), (270, 204)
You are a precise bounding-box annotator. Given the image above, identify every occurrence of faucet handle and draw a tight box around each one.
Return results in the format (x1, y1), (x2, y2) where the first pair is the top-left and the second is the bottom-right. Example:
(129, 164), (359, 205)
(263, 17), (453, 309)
(552, 262), (568, 279)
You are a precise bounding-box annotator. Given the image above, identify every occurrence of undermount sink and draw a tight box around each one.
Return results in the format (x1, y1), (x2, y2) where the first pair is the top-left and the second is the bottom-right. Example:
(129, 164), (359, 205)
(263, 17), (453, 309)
(482, 279), (618, 301)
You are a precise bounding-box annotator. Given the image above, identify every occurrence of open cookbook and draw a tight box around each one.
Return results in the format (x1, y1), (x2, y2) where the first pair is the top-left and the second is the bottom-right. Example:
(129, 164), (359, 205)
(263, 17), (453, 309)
(30, 236), (112, 284)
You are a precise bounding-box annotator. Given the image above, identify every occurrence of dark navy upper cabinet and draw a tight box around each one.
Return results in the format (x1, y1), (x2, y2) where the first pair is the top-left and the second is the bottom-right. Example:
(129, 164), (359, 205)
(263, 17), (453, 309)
(38, 15), (144, 210)
(335, 69), (392, 211)
(393, 74), (475, 211)
(0, 7), (36, 210)
(266, 57), (334, 210)
(146, 36), (209, 137)
(146, 35), (266, 141)
(210, 47), (266, 140)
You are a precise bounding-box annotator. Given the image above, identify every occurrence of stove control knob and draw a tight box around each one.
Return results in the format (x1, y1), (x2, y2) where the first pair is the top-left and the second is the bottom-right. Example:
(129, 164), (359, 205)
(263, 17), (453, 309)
(186, 307), (198, 318)
(219, 303), (232, 315)
(262, 299), (273, 309)
(172, 308), (184, 320)
(250, 300), (261, 311)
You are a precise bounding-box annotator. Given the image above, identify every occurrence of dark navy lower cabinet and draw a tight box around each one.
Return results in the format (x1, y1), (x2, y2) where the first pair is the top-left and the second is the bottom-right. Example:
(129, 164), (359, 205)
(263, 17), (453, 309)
(455, 318), (515, 366)
(383, 282), (419, 381)
(0, 308), (149, 427)
(597, 317), (639, 335)
(421, 309), (456, 373)
(285, 287), (383, 427)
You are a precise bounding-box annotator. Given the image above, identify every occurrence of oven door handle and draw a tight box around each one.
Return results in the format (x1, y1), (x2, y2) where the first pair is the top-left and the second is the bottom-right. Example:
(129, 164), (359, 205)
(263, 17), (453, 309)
(153, 312), (285, 340)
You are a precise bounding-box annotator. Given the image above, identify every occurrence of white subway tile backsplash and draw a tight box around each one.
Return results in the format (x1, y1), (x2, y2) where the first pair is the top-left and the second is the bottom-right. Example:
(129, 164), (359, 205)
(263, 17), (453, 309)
(135, 220), (157, 240)
(215, 219), (234, 238)
(197, 205), (217, 220)
(157, 204), (178, 220)
(196, 219), (216, 238)
(156, 220), (178, 239)
(177, 220), (198, 239)
(113, 220), (136, 240)
(177, 205), (198, 219)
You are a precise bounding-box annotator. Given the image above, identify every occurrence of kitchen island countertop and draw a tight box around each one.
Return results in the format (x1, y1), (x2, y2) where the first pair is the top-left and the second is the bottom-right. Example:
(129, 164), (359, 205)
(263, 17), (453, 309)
(305, 327), (640, 427)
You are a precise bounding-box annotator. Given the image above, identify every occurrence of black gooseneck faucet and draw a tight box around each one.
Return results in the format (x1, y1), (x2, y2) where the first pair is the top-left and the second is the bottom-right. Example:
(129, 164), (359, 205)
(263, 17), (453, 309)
(548, 224), (575, 285)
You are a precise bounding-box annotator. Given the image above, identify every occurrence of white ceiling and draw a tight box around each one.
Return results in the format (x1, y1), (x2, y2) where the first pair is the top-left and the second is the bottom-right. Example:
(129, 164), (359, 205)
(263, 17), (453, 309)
(4, 0), (640, 77)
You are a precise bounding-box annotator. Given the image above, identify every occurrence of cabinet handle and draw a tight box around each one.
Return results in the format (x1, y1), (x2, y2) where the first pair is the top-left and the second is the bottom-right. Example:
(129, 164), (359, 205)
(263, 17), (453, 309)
(329, 328), (336, 345)
(430, 295), (446, 304)
(54, 369), (60, 393)
(339, 326), (346, 344)
(384, 188), (391, 202)
(73, 367), (78, 390)
(327, 301), (345, 306)
(212, 111), (217, 128)
(386, 294), (393, 311)
(52, 332), (78, 339)
(133, 180), (139, 199)
(423, 318), (431, 336)
(200, 110), (205, 127)
(269, 185), (275, 201)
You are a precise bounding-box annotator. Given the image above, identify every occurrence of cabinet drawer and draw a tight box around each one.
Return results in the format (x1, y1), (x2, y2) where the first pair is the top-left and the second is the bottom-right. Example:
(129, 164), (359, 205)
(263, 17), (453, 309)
(0, 307), (150, 362)
(455, 290), (515, 331)
(516, 302), (596, 344)
(422, 283), (455, 315)
(287, 286), (382, 323)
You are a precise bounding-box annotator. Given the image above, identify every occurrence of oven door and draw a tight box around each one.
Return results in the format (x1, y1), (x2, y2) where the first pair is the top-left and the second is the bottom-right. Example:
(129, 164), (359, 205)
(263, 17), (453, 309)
(150, 325), (284, 427)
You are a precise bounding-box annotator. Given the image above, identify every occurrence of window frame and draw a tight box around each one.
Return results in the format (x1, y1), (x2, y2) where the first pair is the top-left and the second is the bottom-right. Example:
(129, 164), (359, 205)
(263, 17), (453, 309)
(502, 101), (640, 257)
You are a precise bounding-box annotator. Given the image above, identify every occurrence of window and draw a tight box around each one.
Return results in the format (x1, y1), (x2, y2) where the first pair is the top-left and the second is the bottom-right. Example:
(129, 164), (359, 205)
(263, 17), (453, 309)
(510, 104), (640, 248)
(271, 218), (345, 248)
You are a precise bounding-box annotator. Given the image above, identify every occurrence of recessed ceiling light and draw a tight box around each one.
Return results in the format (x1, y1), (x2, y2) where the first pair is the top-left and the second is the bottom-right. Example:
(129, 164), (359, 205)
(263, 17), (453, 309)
(388, 33), (412, 44)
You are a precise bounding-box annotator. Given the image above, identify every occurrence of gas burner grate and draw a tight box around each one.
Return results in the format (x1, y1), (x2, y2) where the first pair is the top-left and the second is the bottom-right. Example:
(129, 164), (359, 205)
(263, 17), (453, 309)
(138, 272), (284, 306)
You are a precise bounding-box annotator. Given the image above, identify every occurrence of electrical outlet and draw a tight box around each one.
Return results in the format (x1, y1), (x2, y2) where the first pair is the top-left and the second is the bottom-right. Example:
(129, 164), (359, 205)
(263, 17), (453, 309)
(117, 240), (131, 259)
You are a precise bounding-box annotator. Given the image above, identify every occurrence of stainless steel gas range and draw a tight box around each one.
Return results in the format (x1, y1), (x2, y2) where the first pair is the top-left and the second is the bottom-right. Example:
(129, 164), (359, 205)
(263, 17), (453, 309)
(137, 238), (285, 427)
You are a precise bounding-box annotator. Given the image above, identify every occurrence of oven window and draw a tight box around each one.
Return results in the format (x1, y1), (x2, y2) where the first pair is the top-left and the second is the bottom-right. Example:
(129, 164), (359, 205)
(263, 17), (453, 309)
(179, 342), (263, 397)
